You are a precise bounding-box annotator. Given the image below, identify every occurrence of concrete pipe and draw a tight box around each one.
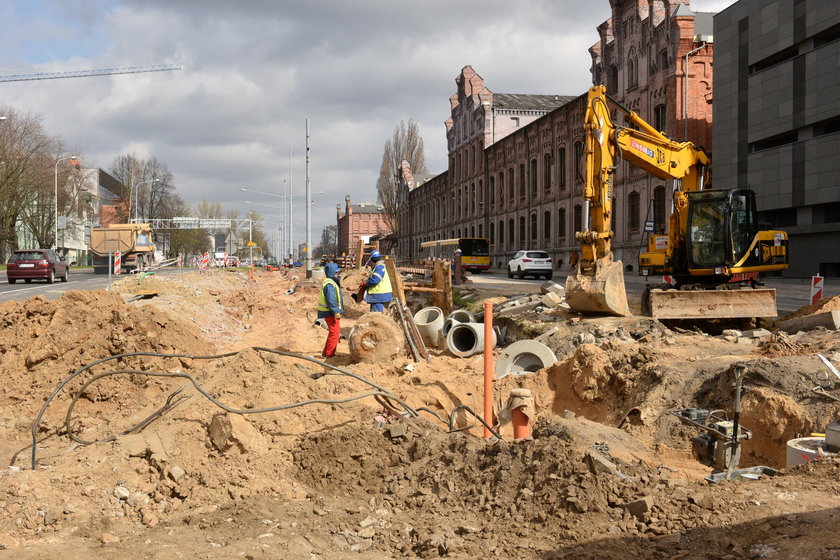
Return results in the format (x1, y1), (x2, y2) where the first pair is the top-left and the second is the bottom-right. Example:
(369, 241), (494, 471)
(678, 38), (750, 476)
(442, 318), (460, 338)
(447, 309), (475, 324)
(414, 306), (445, 349)
(447, 322), (497, 358)
(494, 340), (557, 379)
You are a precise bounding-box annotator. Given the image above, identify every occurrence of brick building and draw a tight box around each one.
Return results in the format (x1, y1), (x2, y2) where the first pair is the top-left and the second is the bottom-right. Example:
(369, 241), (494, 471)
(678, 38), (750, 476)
(336, 195), (390, 257)
(713, 0), (840, 277)
(398, 0), (715, 270)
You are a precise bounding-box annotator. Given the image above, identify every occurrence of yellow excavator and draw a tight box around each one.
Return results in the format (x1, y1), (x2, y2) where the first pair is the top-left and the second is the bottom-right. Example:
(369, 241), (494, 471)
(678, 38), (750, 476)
(565, 85), (788, 319)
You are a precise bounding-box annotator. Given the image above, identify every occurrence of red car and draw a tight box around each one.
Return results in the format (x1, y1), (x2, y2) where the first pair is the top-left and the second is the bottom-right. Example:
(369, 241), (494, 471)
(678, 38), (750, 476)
(6, 249), (70, 284)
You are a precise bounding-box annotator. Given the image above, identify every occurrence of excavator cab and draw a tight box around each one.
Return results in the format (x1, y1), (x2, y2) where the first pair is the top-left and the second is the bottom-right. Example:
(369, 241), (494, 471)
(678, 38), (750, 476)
(685, 189), (760, 276)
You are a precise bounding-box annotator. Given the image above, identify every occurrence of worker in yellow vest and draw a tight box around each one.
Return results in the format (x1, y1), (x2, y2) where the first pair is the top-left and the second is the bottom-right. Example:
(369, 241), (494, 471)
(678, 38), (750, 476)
(316, 262), (343, 357)
(363, 251), (392, 312)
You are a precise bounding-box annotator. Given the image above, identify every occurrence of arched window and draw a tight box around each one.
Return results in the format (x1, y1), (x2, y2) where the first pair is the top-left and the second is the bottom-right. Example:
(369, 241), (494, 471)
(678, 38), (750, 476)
(470, 183), (476, 216)
(530, 213), (538, 242)
(489, 176), (495, 207)
(543, 210), (551, 240)
(607, 64), (619, 94)
(508, 169), (515, 203)
(508, 218), (515, 245)
(628, 191), (640, 231)
(544, 153), (553, 194)
(558, 147), (566, 189)
(627, 48), (638, 89)
(470, 225), (475, 237)
(519, 215), (526, 245)
(519, 163), (526, 201)
(530, 158), (538, 198)
(654, 186), (667, 233)
(490, 221), (495, 244)
(574, 204), (583, 234)
(498, 172), (505, 209)
(654, 104), (667, 133)
(558, 208), (566, 240)
(574, 141), (584, 183)
(499, 220), (505, 248)
(478, 224), (483, 238)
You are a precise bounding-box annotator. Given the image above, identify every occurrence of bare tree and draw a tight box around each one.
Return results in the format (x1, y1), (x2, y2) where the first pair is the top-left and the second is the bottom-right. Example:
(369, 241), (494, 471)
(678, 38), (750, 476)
(0, 107), (61, 257)
(316, 224), (337, 259)
(196, 200), (223, 218)
(376, 119), (427, 239)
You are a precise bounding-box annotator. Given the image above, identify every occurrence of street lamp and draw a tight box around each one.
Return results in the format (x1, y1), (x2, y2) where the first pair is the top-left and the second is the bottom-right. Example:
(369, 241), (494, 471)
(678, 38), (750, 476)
(54, 155), (80, 251)
(133, 178), (159, 222)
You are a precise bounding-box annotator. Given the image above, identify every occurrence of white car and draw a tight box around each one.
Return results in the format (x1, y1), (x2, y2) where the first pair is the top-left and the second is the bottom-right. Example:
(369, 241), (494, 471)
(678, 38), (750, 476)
(507, 250), (553, 280)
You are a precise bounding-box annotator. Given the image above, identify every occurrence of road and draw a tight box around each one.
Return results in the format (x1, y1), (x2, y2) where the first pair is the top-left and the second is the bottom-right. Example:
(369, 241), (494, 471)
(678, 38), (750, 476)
(0, 268), (117, 302)
(467, 271), (839, 316)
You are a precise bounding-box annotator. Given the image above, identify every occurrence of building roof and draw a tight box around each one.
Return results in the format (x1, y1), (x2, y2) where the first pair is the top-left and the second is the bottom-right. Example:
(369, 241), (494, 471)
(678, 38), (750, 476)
(350, 202), (384, 214)
(492, 93), (577, 111)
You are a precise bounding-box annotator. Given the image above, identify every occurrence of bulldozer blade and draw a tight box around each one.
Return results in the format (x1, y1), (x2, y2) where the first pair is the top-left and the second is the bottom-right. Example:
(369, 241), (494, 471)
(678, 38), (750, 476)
(646, 288), (777, 319)
(564, 258), (631, 317)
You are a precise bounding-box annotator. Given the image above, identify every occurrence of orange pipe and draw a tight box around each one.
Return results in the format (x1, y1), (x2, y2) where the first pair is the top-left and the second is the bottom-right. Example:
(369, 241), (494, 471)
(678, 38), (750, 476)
(512, 407), (531, 439)
(483, 301), (493, 438)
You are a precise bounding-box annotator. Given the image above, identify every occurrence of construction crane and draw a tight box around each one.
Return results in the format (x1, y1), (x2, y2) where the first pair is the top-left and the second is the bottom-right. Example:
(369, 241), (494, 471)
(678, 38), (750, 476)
(0, 64), (182, 83)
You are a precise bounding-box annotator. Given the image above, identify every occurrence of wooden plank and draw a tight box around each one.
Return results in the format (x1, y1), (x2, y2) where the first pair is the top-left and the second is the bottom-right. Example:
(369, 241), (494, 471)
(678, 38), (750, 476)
(384, 256), (406, 306)
(355, 239), (364, 269)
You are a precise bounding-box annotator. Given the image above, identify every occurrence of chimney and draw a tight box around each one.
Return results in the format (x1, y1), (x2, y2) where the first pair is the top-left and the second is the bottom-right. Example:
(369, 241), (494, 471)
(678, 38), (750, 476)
(336, 204), (342, 220)
(345, 195), (352, 216)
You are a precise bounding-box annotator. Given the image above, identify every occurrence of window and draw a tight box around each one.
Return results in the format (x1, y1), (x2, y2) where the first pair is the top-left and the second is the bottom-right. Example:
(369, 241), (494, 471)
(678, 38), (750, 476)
(544, 153), (553, 194)
(574, 204), (582, 234)
(659, 49), (669, 70)
(558, 147), (566, 189)
(471, 183), (476, 216)
(543, 210), (551, 239)
(498, 172), (505, 209)
(490, 222), (495, 244)
(508, 169), (515, 203)
(558, 208), (566, 239)
(470, 225), (475, 237)
(508, 218), (514, 245)
(654, 186), (667, 233)
(627, 49), (638, 89)
(498, 220), (504, 247)
(520, 215), (526, 244)
(654, 104), (667, 133)
(530, 158), (538, 198)
(628, 191), (640, 231)
(489, 176), (495, 207)
(519, 163), (526, 201)
(530, 213), (537, 242)
(574, 141), (584, 183)
(607, 65), (618, 94)
(478, 223), (483, 238)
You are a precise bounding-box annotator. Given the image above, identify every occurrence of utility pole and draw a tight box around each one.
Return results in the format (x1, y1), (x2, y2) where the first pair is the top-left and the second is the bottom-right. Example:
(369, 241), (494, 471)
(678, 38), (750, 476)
(305, 118), (312, 278)
(289, 147), (294, 262)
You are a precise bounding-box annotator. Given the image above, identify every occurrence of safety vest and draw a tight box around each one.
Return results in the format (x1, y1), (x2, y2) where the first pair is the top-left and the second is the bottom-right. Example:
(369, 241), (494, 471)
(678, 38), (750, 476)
(317, 278), (343, 313)
(367, 263), (392, 295)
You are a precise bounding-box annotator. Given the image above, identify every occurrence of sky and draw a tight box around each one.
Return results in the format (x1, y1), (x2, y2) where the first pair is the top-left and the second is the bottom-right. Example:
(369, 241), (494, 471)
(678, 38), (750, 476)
(0, 0), (736, 251)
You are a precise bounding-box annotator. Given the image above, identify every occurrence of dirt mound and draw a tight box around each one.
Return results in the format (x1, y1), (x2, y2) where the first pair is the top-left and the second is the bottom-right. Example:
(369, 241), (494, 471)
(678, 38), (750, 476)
(781, 293), (840, 321)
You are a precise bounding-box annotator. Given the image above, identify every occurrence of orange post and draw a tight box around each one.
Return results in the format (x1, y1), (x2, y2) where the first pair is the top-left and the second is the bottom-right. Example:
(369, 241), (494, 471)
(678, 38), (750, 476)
(483, 301), (493, 438)
(512, 407), (531, 439)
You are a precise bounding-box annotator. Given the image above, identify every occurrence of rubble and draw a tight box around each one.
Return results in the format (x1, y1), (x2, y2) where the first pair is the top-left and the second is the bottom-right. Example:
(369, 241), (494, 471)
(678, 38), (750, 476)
(0, 269), (839, 559)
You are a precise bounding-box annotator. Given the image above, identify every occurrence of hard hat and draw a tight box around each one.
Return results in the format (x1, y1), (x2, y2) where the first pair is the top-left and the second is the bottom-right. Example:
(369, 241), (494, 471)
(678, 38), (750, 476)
(370, 250), (381, 259)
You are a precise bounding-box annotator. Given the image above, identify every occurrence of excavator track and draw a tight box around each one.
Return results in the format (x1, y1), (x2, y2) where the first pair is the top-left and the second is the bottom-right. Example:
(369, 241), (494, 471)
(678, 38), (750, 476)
(645, 287), (778, 319)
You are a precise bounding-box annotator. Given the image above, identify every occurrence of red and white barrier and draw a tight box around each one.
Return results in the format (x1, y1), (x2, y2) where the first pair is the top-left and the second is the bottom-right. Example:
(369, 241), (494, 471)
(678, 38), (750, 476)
(114, 251), (122, 275)
(200, 252), (210, 272)
(811, 275), (824, 305)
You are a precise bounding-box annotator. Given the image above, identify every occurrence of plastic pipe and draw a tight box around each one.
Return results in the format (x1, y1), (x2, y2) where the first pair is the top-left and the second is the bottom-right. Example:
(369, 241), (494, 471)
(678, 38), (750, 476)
(512, 407), (530, 439)
(483, 301), (493, 439)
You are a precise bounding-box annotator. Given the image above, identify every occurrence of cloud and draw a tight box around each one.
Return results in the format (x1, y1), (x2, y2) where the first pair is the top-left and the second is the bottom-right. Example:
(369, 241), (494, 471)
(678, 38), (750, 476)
(1, 0), (736, 248)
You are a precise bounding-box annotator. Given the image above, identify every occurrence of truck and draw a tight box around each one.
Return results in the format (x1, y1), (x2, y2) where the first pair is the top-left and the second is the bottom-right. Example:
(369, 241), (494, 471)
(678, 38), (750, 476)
(565, 85), (788, 319)
(89, 223), (157, 274)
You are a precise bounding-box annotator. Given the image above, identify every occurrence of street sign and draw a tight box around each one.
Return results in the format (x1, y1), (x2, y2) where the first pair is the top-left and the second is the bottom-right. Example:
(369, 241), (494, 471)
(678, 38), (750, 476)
(247, 241), (255, 247)
(644, 220), (654, 233)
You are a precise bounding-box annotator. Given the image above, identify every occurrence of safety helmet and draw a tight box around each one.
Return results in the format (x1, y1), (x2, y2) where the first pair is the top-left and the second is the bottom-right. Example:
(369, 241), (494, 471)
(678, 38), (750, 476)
(370, 250), (381, 260)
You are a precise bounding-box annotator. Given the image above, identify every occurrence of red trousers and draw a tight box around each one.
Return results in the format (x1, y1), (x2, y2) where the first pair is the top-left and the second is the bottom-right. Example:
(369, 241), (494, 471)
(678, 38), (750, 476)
(322, 316), (340, 357)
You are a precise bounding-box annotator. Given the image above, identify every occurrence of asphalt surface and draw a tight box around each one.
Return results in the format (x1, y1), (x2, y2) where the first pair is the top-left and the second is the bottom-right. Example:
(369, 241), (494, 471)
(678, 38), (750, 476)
(468, 271), (839, 317)
(2, 266), (837, 317)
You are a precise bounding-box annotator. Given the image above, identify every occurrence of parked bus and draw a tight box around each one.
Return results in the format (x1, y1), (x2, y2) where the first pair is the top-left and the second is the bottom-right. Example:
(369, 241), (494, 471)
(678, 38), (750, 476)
(418, 237), (490, 272)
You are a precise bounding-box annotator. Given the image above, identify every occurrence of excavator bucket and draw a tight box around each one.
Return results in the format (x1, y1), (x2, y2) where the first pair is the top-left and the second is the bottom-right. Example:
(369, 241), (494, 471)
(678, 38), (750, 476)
(646, 288), (778, 319)
(564, 257), (631, 317)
